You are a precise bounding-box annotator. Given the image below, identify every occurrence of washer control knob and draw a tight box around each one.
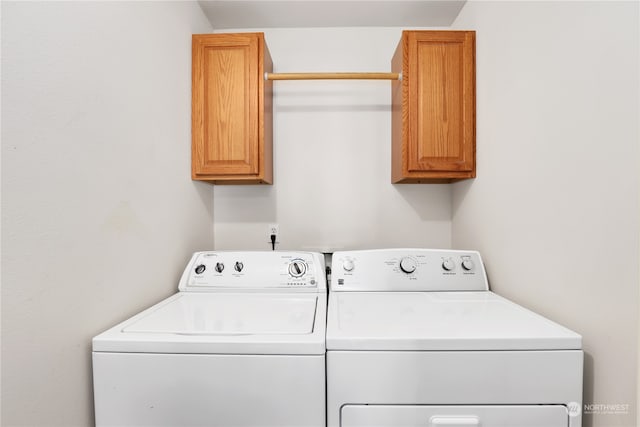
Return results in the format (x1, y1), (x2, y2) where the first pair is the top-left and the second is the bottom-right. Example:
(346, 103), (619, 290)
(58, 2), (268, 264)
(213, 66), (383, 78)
(399, 257), (417, 274)
(442, 259), (455, 271)
(234, 261), (244, 272)
(343, 259), (355, 272)
(288, 260), (306, 278)
(214, 262), (224, 273)
(194, 264), (206, 275)
(461, 259), (475, 271)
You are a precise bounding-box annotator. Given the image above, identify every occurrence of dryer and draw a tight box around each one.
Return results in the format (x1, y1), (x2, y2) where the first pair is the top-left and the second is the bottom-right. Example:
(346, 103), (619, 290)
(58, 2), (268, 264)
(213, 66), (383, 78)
(326, 248), (583, 427)
(93, 251), (326, 427)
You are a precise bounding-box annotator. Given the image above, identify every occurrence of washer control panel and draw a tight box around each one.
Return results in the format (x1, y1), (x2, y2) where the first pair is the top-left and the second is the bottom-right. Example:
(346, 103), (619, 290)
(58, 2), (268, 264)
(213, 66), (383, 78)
(331, 249), (488, 291)
(179, 251), (326, 292)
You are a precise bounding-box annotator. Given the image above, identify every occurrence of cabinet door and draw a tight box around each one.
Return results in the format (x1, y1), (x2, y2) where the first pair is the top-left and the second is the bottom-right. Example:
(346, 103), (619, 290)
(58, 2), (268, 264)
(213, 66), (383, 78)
(192, 33), (272, 184)
(392, 31), (475, 183)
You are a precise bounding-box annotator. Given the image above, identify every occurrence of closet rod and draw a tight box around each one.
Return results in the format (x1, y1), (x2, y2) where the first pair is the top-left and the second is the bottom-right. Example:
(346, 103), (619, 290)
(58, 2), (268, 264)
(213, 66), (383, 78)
(265, 72), (401, 81)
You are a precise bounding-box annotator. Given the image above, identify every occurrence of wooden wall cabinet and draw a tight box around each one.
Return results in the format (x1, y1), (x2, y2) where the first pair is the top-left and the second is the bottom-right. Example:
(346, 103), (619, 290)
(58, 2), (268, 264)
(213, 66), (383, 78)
(392, 31), (476, 183)
(192, 33), (273, 184)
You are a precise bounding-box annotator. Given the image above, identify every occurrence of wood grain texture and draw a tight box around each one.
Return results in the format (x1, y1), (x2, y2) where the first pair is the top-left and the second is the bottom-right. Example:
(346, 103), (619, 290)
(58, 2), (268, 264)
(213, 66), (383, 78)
(392, 30), (476, 183)
(192, 33), (271, 184)
(267, 72), (400, 80)
(390, 34), (406, 183)
(260, 34), (274, 184)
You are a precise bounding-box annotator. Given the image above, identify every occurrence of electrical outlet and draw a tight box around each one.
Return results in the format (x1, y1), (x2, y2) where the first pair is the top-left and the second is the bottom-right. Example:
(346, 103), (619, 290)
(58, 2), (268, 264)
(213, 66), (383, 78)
(268, 224), (279, 250)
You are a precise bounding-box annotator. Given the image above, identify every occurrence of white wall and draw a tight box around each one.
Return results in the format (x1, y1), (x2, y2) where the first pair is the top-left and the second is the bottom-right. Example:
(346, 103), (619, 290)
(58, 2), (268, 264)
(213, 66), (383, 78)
(213, 28), (452, 252)
(1, 2), (214, 425)
(451, 2), (639, 427)
(3, 2), (638, 426)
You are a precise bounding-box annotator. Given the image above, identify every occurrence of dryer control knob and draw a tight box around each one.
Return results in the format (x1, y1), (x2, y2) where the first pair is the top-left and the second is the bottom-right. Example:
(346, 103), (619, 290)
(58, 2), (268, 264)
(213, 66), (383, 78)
(442, 259), (455, 271)
(343, 259), (355, 272)
(288, 260), (306, 278)
(399, 257), (417, 274)
(214, 262), (224, 273)
(234, 261), (244, 272)
(194, 264), (206, 275)
(461, 259), (475, 271)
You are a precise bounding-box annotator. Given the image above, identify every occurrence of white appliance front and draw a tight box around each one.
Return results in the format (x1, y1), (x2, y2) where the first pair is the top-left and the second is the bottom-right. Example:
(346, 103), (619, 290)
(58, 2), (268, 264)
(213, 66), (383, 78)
(342, 405), (569, 427)
(328, 350), (582, 427)
(93, 251), (327, 427)
(93, 352), (324, 427)
(326, 249), (583, 427)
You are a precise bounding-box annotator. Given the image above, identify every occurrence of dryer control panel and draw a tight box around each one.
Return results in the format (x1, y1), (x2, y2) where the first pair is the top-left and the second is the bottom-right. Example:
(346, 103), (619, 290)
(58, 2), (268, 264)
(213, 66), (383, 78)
(179, 251), (326, 292)
(331, 249), (488, 291)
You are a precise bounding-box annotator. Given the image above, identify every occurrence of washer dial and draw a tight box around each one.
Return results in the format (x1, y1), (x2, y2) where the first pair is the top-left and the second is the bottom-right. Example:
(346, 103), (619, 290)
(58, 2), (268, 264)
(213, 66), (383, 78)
(288, 260), (307, 277)
(442, 259), (455, 271)
(342, 259), (355, 272)
(461, 258), (475, 271)
(399, 257), (417, 274)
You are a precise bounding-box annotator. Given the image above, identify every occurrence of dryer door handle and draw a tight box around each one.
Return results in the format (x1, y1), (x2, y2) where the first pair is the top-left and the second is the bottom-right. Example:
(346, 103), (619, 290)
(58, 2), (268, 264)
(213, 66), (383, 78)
(429, 416), (480, 426)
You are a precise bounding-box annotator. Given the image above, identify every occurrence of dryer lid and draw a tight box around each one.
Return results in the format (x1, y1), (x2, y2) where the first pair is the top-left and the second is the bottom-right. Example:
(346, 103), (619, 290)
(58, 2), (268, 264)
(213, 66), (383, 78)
(123, 293), (318, 335)
(326, 291), (582, 351)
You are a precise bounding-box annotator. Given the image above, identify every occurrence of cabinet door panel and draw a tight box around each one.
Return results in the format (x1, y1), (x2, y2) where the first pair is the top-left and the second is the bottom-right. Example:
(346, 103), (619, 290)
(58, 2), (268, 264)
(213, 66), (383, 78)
(192, 34), (261, 179)
(204, 45), (257, 174)
(415, 41), (463, 164)
(409, 32), (474, 173)
(392, 30), (475, 183)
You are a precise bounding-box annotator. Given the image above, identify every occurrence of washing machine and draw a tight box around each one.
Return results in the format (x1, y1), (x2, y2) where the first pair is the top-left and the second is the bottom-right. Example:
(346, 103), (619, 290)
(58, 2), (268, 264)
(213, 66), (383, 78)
(93, 251), (326, 427)
(326, 248), (583, 427)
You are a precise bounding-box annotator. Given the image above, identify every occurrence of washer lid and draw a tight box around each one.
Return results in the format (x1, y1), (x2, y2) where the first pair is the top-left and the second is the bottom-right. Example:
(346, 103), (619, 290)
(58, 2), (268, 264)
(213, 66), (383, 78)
(93, 293), (326, 355)
(124, 293), (317, 335)
(326, 291), (582, 351)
